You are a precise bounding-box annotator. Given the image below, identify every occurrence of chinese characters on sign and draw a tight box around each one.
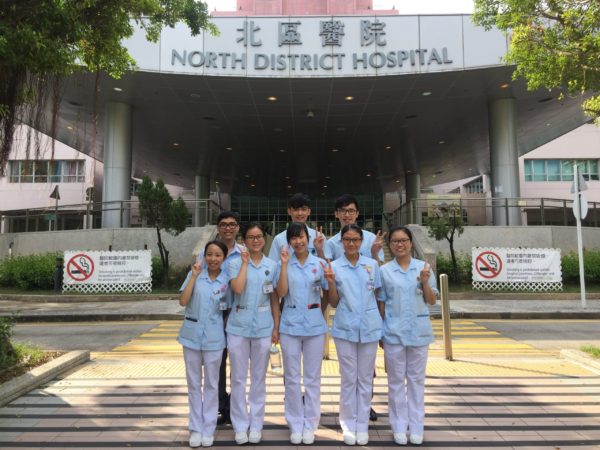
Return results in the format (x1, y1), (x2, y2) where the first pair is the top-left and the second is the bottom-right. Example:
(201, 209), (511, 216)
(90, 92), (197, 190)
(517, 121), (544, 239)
(172, 18), (453, 72)
(472, 248), (562, 283)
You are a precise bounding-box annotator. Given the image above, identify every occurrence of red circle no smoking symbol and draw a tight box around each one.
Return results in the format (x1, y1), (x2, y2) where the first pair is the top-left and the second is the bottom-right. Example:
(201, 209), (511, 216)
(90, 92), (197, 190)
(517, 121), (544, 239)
(67, 254), (94, 281)
(475, 251), (502, 279)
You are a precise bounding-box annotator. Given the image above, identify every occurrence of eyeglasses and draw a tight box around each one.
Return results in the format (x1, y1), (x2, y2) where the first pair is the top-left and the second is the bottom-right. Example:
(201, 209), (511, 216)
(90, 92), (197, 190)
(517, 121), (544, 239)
(245, 235), (264, 241)
(291, 206), (310, 212)
(218, 222), (238, 229)
(342, 237), (362, 244)
(390, 238), (411, 246)
(337, 208), (358, 215)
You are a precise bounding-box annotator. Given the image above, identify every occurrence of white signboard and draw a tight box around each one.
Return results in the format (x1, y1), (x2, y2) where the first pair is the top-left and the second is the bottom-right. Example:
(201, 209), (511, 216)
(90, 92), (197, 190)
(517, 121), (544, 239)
(472, 248), (562, 283)
(63, 250), (152, 286)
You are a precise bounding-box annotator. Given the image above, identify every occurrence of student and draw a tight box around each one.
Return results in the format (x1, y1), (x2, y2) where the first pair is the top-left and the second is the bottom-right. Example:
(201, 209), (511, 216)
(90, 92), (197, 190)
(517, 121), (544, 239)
(324, 194), (386, 265)
(197, 211), (243, 425)
(227, 222), (280, 445)
(275, 222), (329, 445)
(268, 193), (325, 260)
(378, 226), (438, 446)
(322, 224), (383, 446)
(178, 240), (230, 448)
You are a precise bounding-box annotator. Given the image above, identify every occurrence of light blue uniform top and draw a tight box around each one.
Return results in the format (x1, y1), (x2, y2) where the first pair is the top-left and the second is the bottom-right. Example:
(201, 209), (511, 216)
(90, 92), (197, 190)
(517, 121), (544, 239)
(325, 229), (384, 263)
(197, 243), (243, 308)
(377, 258), (439, 347)
(330, 255), (383, 343)
(226, 255), (279, 339)
(275, 253), (329, 337)
(268, 226), (317, 260)
(177, 269), (230, 351)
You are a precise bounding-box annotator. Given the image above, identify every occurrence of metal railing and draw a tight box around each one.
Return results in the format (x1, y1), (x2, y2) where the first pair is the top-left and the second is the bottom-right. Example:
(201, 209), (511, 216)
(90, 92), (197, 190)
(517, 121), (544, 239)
(389, 196), (600, 228)
(1, 198), (223, 233)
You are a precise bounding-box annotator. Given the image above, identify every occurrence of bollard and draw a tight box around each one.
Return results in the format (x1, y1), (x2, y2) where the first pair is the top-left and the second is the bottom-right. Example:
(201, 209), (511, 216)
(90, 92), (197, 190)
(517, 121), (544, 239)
(53, 257), (64, 293)
(439, 274), (453, 361)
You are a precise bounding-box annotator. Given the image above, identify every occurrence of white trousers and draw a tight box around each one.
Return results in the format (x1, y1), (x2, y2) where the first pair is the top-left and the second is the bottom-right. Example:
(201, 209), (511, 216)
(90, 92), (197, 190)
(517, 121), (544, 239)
(334, 338), (378, 433)
(384, 343), (429, 436)
(227, 334), (271, 433)
(183, 346), (223, 436)
(280, 333), (325, 434)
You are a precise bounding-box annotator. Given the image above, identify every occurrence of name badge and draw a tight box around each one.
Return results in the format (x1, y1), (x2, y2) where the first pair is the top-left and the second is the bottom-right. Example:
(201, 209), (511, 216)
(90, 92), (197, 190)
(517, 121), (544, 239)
(263, 282), (274, 294)
(367, 281), (375, 291)
(219, 300), (228, 311)
(312, 281), (321, 291)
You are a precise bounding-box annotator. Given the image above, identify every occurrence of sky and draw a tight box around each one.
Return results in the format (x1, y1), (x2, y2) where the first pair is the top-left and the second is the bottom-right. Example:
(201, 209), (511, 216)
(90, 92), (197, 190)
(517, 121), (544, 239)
(203, 0), (475, 15)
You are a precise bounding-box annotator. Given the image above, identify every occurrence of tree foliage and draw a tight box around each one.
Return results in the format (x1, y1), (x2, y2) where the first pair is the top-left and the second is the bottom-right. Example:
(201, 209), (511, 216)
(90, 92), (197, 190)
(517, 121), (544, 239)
(0, 0), (216, 172)
(426, 203), (465, 282)
(473, 0), (600, 122)
(137, 176), (189, 287)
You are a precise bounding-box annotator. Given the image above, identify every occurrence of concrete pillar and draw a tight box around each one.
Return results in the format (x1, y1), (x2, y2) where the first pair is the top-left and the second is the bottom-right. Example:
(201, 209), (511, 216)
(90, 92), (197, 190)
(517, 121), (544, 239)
(406, 172), (421, 224)
(489, 99), (521, 225)
(194, 175), (210, 226)
(102, 102), (132, 228)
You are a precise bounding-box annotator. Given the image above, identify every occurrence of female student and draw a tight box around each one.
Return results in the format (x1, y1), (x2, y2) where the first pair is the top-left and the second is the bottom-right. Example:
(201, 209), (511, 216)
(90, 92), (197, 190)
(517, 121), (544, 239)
(178, 240), (230, 448)
(276, 222), (329, 445)
(322, 224), (383, 446)
(378, 226), (438, 446)
(227, 222), (280, 445)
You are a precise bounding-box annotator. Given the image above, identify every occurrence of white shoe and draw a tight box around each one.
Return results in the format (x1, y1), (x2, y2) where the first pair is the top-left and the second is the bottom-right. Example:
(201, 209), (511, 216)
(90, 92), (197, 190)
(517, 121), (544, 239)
(302, 429), (315, 445)
(356, 432), (368, 446)
(235, 431), (249, 445)
(201, 435), (214, 447)
(189, 431), (202, 448)
(249, 431), (262, 444)
(290, 432), (303, 444)
(342, 431), (356, 445)
(393, 432), (407, 445)
(409, 434), (423, 445)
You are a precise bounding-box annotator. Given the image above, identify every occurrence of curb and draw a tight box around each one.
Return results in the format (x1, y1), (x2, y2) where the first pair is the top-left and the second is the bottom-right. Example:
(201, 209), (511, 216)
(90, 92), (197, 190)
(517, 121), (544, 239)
(0, 350), (90, 407)
(4, 314), (183, 322)
(0, 294), (177, 303)
(445, 311), (600, 320)
(561, 349), (600, 373)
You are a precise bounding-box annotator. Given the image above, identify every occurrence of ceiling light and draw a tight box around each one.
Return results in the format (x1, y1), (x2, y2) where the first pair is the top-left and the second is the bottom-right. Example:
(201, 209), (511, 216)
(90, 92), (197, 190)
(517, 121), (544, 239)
(250, 183), (256, 187)
(546, 123), (552, 127)
(306, 110), (315, 119)
(421, 91), (432, 96)
(113, 87), (123, 92)
(66, 126), (73, 130)
(345, 96), (354, 101)
(325, 175), (331, 179)
(366, 173), (371, 177)
(279, 148), (285, 153)
(438, 140), (445, 144)
(287, 185), (292, 188)
(225, 147), (233, 151)
(284, 176), (290, 179)
(267, 96), (277, 101)
(385, 145), (391, 150)
(395, 180), (401, 183)
(215, 181), (219, 184)
(331, 148), (339, 153)
(173, 142), (180, 147)
(500, 83), (510, 89)
(323, 185), (328, 188)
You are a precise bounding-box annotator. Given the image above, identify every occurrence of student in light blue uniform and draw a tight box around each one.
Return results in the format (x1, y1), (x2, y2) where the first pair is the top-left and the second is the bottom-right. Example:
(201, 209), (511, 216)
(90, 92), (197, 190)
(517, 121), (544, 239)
(275, 222), (329, 445)
(322, 224), (382, 446)
(377, 226), (438, 447)
(196, 211), (243, 426)
(226, 222), (280, 445)
(324, 194), (385, 264)
(268, 193), (325, 260)
(178, 240), (230, 448)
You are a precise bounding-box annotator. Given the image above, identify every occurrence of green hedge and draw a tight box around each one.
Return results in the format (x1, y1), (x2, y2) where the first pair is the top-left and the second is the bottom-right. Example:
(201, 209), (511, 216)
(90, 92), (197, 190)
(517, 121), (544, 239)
(0, 253), (59, 290)
(436, 249), (600, 285)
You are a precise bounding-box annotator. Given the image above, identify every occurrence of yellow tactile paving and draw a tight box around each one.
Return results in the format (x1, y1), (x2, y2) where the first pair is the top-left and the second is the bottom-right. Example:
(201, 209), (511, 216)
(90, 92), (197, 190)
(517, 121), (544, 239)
(87, 319), (598, 377)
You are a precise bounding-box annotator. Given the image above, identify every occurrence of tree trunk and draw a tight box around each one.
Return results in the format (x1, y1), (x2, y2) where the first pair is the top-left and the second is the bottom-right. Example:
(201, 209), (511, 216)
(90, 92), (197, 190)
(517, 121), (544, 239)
(155, 226), (169, 287)
(447, 231), (459, 282)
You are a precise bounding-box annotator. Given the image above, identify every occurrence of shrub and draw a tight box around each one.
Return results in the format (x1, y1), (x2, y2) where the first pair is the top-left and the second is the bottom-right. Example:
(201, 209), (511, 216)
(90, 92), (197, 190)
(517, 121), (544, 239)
(0, 316), (17, 368)
(0, 253), (59, 290)
(561, 250), (600, 284)
(151, 256), (189, 289)
(436, 253), (472, 284)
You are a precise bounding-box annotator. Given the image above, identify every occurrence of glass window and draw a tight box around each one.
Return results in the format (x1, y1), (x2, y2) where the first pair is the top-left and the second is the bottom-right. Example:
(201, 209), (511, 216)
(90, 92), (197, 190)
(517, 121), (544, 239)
(48, 161), (61, 183)
(8, 161), (20, 182)
(546, 160), (560, 181)
(34, 161), (48, 183)
(20, 161), (34, 183)
(532, 160), (546, 181)
(589, 160), (599, 180)
(561, 160), (573, 181)
(524, 160), (532, 181)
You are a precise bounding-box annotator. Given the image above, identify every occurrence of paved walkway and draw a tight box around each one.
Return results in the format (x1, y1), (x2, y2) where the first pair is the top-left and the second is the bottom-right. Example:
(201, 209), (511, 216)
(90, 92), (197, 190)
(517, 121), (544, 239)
(2, 319), (600, 449)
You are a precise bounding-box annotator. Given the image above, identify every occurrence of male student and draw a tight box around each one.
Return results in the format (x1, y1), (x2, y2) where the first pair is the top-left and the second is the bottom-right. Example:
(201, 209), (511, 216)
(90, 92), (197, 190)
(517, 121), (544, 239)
(268, 193), (325, 260)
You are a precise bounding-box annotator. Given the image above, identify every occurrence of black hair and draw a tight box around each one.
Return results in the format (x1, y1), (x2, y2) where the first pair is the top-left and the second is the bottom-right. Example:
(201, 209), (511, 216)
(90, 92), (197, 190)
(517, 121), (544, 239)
(216, 211), (240, 224)
(204, 240), (229, 258)
(340, 223), (363, 239)
(387, 225), (413, 244)
(286, 222), (309, 243)
(288, 193), (311, 209)
(242, 221), (266, 239)
(334, 194), (360, 211)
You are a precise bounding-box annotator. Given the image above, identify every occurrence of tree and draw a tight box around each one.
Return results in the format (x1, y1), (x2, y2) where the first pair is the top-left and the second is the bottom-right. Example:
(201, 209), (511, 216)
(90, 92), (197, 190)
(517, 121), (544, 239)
(137, 176), (189, 287)
(0, 0), (217, 172)
(426, 203), (465, 282)
(472, 0), (600, 122)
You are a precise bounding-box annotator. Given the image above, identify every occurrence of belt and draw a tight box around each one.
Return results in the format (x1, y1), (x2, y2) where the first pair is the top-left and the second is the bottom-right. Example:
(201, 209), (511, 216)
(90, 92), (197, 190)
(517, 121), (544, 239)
(185, 316), (198, 322)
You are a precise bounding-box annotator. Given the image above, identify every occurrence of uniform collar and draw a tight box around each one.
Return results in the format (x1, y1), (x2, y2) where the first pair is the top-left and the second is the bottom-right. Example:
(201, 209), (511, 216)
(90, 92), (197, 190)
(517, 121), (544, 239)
(227, 243), (243, 259)
(340, 253), (362, 268)
(200, 269), (228, 283)
(249, 255), (267, 269)
(391, 257), (416, 273)
(291, 252), (317, 267)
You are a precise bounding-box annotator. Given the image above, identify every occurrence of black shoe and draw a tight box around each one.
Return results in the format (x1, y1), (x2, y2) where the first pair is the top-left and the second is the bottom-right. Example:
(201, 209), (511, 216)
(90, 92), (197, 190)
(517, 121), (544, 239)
(369, 407), (378, 422)
(216, 409), (230, 425)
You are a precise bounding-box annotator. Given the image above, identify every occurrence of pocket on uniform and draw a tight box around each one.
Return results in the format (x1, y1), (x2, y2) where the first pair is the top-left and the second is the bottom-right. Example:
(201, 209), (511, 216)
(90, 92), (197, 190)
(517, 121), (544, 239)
(364, 307), (383, 332)
(415, 315), (433, 338)
(179, 320), (196, 341)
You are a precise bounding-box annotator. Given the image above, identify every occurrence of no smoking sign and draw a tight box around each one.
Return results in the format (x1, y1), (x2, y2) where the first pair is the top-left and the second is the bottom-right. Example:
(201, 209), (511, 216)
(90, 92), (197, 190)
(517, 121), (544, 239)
(66, 254), (95, 281)
(475, 251), (502, 279)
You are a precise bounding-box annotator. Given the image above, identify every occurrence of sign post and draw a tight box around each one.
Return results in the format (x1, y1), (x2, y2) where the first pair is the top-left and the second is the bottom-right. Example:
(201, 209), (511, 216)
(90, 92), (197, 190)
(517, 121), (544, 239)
(571, 165), (587, 308)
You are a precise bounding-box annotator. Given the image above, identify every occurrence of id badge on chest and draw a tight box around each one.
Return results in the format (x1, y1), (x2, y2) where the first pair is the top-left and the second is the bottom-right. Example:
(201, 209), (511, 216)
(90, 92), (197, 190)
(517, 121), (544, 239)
(263, 282), (274, 294)
(367, 280), (375, 291)
(312, 280), (321, 292)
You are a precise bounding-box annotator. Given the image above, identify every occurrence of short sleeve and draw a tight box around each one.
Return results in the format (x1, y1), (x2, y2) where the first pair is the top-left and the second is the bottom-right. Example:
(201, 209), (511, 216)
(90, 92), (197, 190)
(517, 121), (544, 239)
(228, 258), (242, 279)
(324, 239), (333, 260)
(377, 270), (387, 302)
(373, 264), (382, 290)
(268, 234), (282, 260)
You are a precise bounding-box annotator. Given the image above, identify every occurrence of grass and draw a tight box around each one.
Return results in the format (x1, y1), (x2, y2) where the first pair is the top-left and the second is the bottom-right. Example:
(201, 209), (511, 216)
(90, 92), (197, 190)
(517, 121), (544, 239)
(581, 344), (600, 359)
(0, 341), (63, 384)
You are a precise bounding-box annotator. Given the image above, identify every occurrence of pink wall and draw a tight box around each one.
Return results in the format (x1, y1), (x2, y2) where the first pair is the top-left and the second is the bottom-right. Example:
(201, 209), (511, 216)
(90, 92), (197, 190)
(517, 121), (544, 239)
(212, 0), (398, 16)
